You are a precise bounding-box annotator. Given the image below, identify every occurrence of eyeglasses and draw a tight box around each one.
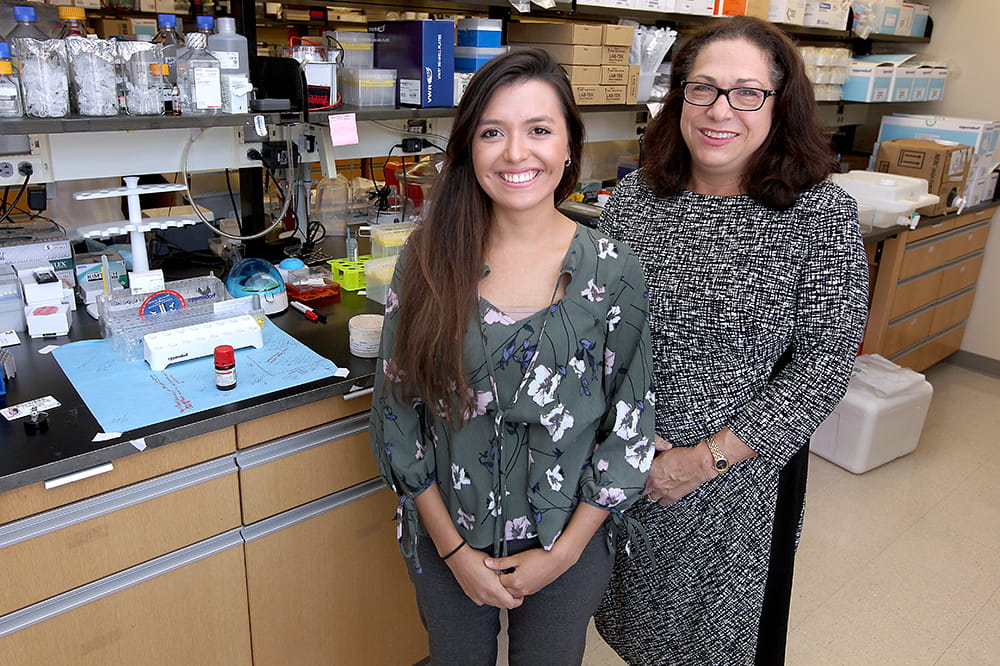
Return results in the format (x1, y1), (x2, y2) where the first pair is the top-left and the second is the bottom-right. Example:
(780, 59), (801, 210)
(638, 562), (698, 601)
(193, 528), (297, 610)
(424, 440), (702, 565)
(680, 80), (778, 112)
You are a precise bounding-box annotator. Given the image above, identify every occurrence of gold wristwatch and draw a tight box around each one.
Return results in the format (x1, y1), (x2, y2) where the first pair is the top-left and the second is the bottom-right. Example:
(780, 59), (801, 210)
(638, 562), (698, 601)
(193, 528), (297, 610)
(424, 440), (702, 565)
(705, 434), (729, 474)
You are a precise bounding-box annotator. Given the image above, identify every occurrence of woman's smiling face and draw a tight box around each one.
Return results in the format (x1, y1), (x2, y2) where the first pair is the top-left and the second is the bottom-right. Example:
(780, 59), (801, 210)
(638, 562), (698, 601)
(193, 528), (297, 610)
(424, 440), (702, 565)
(472, 78), (571, 218)
(680, 38), (777, 194)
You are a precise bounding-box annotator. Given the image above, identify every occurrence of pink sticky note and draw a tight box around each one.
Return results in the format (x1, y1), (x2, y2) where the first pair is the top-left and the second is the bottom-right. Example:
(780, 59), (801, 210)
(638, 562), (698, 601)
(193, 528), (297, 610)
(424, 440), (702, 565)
(328, 113), (360, 147)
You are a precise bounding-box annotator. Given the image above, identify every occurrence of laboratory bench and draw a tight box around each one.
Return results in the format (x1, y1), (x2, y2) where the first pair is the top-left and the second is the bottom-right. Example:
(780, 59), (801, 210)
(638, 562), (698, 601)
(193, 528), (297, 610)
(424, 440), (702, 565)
(0, 282), (428, 665)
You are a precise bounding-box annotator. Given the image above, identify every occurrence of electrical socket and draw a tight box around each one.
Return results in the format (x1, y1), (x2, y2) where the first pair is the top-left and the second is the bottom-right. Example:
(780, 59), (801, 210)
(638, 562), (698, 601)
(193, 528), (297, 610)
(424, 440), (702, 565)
(406, 119), (428, 134)
(0, 162), (11, 178)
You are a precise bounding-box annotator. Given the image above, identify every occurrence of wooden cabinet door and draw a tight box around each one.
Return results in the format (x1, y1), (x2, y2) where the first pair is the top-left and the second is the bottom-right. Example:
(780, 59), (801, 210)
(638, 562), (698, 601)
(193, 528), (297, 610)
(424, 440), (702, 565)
(244, 481), (427, 666)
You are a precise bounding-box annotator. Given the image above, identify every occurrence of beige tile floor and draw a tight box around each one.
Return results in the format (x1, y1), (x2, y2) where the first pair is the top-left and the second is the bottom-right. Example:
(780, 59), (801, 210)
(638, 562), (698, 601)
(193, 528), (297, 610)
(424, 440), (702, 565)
(506, 361), (1000, 665)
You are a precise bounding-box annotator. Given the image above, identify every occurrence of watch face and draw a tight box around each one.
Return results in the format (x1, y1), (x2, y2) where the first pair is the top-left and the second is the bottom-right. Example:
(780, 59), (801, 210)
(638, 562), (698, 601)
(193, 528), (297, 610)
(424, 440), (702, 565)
(715, 459), (729, 472)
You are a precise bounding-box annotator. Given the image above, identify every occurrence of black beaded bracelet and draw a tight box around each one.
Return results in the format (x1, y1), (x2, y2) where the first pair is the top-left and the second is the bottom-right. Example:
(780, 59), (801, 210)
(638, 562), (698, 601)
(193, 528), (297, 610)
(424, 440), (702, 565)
(441, 539), (467, 561)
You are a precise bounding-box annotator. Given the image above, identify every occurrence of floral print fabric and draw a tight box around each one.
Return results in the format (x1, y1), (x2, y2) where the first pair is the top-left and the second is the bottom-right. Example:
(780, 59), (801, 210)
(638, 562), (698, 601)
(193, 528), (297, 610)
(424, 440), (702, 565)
(370, 225), (655, 566)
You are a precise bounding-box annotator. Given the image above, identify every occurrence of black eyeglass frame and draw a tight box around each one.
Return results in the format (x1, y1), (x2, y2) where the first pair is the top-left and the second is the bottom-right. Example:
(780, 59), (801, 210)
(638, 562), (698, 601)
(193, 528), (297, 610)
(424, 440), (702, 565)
(679, 80), (779, 112)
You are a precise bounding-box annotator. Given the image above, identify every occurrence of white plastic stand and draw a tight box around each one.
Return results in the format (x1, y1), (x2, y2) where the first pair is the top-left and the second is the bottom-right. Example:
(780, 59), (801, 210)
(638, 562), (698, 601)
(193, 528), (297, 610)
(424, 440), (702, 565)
(72, 176), (206, 274)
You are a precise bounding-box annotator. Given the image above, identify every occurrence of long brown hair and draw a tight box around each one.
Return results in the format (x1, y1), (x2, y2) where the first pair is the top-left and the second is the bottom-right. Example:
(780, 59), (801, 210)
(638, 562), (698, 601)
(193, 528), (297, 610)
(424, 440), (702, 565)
(642, 16), (837, 209)
(392, 47), (584, 422)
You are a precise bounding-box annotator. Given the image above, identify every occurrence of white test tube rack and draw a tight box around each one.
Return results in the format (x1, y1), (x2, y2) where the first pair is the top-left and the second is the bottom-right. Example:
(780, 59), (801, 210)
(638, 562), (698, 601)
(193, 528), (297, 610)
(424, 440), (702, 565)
(72, 176), (206, 274)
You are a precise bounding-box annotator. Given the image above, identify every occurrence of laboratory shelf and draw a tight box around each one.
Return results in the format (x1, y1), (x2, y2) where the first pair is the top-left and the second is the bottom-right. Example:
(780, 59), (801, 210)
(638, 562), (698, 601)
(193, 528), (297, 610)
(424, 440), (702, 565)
(0, 112), (298, 136)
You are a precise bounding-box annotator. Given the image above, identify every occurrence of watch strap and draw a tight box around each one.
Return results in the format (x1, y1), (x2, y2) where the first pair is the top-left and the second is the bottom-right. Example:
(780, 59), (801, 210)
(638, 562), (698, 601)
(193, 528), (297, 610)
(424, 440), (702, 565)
(706, 434), (729, 474)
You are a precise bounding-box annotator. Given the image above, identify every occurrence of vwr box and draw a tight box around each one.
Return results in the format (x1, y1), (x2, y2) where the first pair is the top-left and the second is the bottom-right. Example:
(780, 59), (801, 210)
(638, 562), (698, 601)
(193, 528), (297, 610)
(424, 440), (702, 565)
(369, 20), (454, 108)
(811, 355), (933, 474)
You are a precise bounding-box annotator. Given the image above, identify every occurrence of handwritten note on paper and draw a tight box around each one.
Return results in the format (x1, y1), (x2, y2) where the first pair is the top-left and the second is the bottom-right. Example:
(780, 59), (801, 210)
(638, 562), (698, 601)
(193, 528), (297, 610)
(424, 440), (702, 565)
(51, 320), (339, 433)
(328, 113), (359, 147)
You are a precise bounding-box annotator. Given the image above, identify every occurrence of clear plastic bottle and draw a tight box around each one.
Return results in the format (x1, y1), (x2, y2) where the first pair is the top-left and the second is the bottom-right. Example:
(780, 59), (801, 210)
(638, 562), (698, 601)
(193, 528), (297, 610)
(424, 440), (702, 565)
(5, 6), (47, 42)
(313, 174), (352, 236)
(152, 13), (182, 113)
(206, 17), (250, 114)
(0, 42), (18, 92)
(57, 6), (91, 38)
(175, 32), (221, 116)
(0, 60), (22, 117)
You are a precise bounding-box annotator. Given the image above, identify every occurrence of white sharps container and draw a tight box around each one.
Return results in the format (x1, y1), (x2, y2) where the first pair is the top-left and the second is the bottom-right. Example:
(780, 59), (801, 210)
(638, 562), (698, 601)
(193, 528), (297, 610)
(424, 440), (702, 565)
(810, 354), (933, 473)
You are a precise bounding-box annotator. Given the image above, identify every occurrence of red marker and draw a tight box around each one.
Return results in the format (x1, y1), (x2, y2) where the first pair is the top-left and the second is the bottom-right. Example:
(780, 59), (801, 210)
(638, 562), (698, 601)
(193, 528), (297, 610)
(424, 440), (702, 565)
(290, 300), (327, 324)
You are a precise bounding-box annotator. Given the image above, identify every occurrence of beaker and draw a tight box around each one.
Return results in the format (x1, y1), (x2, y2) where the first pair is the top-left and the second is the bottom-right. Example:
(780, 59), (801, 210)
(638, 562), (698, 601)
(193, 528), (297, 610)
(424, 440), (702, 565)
(13, 38), (70, 118)
(66, 37), (118, 116)
(313, 174), (352, 236)
(120, 41), (165, 116)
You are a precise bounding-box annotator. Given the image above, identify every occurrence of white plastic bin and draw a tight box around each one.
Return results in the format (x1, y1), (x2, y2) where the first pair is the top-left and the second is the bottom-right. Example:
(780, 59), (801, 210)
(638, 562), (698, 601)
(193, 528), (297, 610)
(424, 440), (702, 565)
(810, 354), (933, 473)
(831, 170), (939, 228)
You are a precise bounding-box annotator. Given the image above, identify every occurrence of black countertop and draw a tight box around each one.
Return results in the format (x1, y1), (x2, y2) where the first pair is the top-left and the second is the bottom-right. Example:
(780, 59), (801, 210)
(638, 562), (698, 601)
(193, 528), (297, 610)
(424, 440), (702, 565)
(0, 288), (382, 493)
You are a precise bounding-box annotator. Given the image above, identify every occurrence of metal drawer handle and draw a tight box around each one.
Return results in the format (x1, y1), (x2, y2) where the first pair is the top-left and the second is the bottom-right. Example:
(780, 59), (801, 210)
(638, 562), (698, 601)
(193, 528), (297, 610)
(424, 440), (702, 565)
(44, 463), (115, 490)
(343, 386), (374, 401)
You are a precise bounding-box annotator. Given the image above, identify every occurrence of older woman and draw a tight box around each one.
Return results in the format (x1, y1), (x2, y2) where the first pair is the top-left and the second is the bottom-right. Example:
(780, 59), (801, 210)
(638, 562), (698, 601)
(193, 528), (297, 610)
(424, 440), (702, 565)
(594, 16), (869, 665)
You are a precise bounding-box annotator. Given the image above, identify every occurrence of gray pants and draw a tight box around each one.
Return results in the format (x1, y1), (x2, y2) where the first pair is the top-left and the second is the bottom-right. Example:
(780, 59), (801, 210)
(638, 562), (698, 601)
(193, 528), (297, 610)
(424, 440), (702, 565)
(407, 528), (614, 666)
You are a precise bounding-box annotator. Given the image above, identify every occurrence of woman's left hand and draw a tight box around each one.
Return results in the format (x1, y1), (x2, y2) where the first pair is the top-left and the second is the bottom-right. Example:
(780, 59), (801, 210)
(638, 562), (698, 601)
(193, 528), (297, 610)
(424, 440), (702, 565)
(643, 444), (714, 506)
(484, 548), (574, 599)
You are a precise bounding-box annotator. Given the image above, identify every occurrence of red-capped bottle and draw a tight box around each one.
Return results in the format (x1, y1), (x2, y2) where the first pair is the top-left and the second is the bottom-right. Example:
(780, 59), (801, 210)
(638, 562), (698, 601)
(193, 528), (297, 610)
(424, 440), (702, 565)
(214, 345), (236, 391)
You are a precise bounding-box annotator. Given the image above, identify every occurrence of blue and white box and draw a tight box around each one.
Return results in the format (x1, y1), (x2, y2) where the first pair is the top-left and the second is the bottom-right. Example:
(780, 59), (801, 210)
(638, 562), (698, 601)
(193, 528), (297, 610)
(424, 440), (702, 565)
(842, 62), (894, 102)
(369, 20), (455, 108)
(457, 18), (502, 47)
(851, 54), (917, 102)
(454, 46), (509, 73)
(875, 0), (902, 34)
(910, 1), (930, 37)
(927, 66), (948, 100)
(877, 114), (1000, 157)
(803, 0), (851, 29)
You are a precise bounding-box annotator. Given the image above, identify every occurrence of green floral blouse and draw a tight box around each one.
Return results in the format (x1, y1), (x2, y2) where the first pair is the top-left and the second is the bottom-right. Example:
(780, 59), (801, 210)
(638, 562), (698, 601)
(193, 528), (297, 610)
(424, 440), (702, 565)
(370, 225), (655, 570)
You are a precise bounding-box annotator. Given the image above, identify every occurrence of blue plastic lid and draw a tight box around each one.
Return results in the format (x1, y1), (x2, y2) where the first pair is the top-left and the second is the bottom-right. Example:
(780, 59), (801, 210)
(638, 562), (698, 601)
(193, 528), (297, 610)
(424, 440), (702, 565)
(0, 43), (10, 58)
(195, 15), (214, 30)
(278, 257), (306, 270)
(156, 13), (177, 27)
(13, 6), (37, 21)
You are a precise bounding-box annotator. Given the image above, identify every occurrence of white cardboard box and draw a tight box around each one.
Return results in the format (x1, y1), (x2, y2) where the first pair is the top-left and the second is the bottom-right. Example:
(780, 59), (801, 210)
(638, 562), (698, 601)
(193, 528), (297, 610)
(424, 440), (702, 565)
(811, 356), (933, 474)
(769, 0), (806, 24)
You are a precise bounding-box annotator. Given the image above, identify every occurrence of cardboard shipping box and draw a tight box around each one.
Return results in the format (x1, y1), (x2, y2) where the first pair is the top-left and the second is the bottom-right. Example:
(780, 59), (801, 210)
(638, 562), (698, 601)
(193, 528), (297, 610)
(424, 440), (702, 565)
(602, 25), (635, 47)
(507, 22), (602, 46)
(563, 65), (602, 86)
(513, 43), (602, 66)
(875, 138), (973, 216)
(715, 0), (770, 18)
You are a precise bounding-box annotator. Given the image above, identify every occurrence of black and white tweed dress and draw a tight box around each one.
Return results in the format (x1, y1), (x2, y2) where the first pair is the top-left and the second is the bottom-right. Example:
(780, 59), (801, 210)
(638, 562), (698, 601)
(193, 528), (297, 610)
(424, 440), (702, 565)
(593, 172), (869, 665)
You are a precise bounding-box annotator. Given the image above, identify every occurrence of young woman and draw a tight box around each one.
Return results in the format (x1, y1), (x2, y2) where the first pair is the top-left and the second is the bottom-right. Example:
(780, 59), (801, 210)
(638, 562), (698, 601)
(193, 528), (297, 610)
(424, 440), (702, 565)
(593, 17), (869, 666)
(369, 48), (655, 665)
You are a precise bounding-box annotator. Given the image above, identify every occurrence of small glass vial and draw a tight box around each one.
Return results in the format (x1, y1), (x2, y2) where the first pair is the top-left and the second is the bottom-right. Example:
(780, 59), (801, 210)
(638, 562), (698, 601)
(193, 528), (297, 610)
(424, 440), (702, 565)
(214, 344), (236, 390)
(175, 32), (221, 116)
(0, 60), (21, 117)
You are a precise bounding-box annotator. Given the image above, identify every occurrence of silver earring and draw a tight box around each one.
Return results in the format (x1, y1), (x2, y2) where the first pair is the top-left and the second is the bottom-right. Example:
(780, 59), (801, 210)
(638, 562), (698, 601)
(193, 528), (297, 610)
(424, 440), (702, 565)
(564, 158), (572, 168)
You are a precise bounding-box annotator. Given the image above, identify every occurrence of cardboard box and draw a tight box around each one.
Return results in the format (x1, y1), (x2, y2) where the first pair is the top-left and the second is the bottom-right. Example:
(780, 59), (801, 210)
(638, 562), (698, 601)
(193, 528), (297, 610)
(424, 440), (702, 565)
(602, 25), (635, 47)
(768, 0), (806, 25)
(625, 64), (640, 104)
(137, 0), (157, 11)
(852, 54), (918, 102)
(73, 0), (101, 7)
(601, 46), (629, 66)
(130, 18), (158, 37)
(514, 43), (602, 66)
(601, 85), (627, 105)
(0, 223), (74, 294)
(94, 19), (132, 38)
(909, 67), (932, 101)
(676, 0), (715, 14)
(875, 0), (902, 34)
(841, 62), (893, 102)
(572, 85), (601, 105)
(803, 0), (851, 29)
(926, 67), (948, 101)
(911, 2), (930, 37)
(877, 114), (1000, 157)
(507, 22), (602, 46)
(715, 0), (770, 18)
(74, 251), (128, 304)
(369, 20), (454, 108)
(874, 138), (973, 216)
(600, 65), (629, 85)
(563, 65), (602, 86)
(895, 1), (915, 35)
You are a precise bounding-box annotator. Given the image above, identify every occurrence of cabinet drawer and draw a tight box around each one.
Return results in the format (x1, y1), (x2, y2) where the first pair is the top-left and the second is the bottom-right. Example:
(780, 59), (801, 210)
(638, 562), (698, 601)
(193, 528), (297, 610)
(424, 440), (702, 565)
(243, 481), (426, 666)
(907, 219), (954, 242)
(0, 428), (236, 525)
(939, 224), (990, 264)
(930, 290), (976, 335)
(899, 240), (947, 280)
(0, 531), (251, 666)
(236, 390), (373, 448)
(0, 458), (241, 617)
(892, 325), (965, 372)
(237, 414), (377, 523)
(937, 255), (984, 299)
(890, 270), (943, 319)
(950, 207), (993, 230)
(884, 310), (934, 357)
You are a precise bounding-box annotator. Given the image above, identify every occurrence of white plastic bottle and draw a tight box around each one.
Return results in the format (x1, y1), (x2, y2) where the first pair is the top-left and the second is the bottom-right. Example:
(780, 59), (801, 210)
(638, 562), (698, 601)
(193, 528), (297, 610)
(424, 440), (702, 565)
(175, 32), (221, 116)
(0, 60), (22, 117)
(206, 17), (250, 114)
